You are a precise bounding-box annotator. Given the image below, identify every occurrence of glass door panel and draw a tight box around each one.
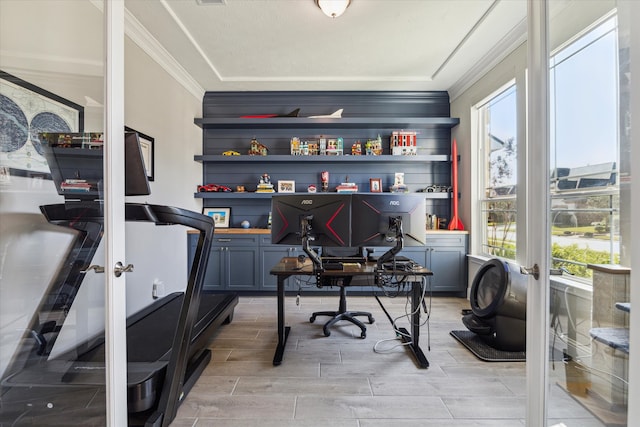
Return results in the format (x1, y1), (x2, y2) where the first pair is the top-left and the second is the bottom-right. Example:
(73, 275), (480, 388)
(0, 0), (113, 424)
(545, 1), (632, 425)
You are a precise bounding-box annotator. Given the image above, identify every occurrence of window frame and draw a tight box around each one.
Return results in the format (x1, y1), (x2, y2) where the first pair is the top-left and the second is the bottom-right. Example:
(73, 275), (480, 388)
(474, 80), (519, 260)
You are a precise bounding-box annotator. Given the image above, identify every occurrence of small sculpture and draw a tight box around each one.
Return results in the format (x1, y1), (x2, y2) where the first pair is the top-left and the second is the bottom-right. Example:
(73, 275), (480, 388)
(249, 137), (268, 156)
(321, 171), (329, 192)
(257, 173), (274, 193)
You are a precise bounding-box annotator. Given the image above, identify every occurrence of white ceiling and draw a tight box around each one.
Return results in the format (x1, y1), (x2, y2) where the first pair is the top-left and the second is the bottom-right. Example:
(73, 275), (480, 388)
(123, 0), (528, 99)
(1, 0), (528, 101)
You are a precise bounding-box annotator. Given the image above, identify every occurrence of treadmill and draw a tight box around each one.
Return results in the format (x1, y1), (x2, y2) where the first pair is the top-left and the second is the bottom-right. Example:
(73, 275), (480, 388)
(0, 132), (238, 426)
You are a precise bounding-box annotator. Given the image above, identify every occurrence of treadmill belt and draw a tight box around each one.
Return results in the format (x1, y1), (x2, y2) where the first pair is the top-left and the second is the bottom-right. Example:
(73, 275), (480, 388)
(2, 291), (238, 414)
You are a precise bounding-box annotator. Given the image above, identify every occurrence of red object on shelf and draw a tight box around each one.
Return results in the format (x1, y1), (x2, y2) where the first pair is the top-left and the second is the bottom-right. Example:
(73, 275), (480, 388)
(240, 108), (300, 119)
(448, 139), (464, 230)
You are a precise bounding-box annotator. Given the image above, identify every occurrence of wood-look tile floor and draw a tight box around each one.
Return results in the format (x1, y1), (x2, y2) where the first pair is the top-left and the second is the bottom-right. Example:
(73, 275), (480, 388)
(171, 295), (606, 427)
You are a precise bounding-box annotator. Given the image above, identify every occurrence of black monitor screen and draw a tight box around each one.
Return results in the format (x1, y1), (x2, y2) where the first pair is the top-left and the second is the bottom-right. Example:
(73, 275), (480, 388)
(41, 131), (150, 200)
(271, 194), (351, 247)
(351, 193), (426, 247)
(124, 131), (151, 196)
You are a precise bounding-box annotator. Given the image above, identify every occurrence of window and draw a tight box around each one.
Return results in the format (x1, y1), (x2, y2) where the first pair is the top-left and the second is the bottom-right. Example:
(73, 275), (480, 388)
(473, 16), (620, 278)
(549, 15), (620, 278)
(477, 84), (518, 259)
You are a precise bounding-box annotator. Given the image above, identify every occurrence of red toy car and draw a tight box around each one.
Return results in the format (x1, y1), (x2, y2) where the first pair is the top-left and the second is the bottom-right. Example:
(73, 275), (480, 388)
(197, 184), (233, 192)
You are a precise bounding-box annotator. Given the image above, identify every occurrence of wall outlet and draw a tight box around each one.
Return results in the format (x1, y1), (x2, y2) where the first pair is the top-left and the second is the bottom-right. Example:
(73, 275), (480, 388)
(152, 279), (164, 299)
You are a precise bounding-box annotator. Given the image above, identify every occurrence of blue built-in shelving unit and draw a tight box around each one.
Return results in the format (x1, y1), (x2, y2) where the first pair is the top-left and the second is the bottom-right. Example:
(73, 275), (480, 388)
(194, 91), (459, 229)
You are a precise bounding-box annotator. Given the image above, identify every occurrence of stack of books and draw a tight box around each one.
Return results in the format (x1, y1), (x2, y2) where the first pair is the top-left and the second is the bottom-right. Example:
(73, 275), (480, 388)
(256, 182), (275, 193)
(336, 182), (358, 193)
(61, 179), (92, 193)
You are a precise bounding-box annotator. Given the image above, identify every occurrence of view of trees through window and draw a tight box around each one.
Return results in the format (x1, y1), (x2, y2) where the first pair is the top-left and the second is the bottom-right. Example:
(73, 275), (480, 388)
(479, 84), (517, 259)
(477, 15), (620, 279)
(550, 15), (620, 278)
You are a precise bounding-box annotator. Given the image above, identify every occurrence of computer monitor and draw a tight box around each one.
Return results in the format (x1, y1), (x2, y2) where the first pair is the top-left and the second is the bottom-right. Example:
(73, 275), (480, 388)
(41, 131), (150, 200)
(351, 193), (426, 247)
(351, 193), (426, 267)
(124, 131), (151, 196)
(271, 193), (351, 247)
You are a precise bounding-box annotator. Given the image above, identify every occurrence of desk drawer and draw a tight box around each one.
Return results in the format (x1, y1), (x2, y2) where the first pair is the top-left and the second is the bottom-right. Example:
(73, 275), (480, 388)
(212, 235), (259, 247)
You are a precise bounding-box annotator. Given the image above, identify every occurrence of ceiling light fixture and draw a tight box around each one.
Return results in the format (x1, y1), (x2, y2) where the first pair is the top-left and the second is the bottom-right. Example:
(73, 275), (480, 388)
(315, 0), (351, 18)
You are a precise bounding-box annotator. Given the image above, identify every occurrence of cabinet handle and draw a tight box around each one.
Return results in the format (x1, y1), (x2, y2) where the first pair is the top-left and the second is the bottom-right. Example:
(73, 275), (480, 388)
(217, 238), (232, 242)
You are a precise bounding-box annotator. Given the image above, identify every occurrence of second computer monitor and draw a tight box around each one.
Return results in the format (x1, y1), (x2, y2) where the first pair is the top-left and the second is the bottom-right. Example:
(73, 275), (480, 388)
(351, 193), (426, 247)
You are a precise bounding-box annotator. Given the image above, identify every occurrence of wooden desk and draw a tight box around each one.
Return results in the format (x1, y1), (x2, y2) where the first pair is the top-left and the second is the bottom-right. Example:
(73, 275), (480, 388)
(270, 257), (433, 368)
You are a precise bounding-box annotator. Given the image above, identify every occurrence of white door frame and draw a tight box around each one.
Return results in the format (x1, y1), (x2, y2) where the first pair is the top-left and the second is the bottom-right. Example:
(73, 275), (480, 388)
(525, 1), (551, 425)
(622, 0), (639, 423)
(104, 1), (128, 425)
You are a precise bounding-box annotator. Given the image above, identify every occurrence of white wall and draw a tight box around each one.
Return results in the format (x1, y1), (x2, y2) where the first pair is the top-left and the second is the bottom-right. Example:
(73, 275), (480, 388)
(450, 44), (527, 260)
(122, 38), (203, 315)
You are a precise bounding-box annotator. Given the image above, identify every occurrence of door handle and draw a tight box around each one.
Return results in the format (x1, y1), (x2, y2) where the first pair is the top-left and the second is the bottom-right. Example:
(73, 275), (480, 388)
(520, 264), (539, 280)
(521, 264), (571, 279)
(114, 261), (134, 277)
(80, 265), (105, 274)
(550, 267), (573, 276)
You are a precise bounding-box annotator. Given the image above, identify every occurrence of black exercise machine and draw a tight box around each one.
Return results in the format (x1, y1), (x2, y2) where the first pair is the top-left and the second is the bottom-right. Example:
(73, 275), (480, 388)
(0, 202), (237, 426)
(1, 131), (237, 426)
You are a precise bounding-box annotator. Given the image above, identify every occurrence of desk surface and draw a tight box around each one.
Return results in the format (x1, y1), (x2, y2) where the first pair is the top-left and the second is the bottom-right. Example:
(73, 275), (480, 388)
(270, 257), (433, 277)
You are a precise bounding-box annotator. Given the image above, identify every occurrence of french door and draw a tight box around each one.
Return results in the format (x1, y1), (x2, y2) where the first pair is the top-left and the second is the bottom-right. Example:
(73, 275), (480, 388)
(526, 1), (638, 425)
(0, 1), (128, 425)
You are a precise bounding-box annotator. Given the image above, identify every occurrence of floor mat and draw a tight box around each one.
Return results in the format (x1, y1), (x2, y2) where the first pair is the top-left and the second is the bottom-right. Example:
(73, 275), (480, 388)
(450, 330), (526, 362)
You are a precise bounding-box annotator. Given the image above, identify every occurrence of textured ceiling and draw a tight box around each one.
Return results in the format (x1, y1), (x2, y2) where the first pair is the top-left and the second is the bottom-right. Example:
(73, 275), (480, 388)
(123, 0), (528, 98)
(0, 0), (529, 101)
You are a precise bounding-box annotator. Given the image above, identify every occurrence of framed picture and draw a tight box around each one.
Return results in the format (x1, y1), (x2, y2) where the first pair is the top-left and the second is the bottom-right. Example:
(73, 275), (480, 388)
(278, 180), (295, 193)
(0, 70), (84, 177)
(125, 126), (154, 181)
(394, 172), (405, 185)
(369, 178), (382, 193)
(203, 207), (231, 228)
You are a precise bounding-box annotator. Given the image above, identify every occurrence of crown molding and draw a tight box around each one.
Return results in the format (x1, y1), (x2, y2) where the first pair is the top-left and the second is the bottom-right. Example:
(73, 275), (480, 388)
(89, 0), (204, 99)
(124, 8), (204, 100)
(448, 17), (527, 102)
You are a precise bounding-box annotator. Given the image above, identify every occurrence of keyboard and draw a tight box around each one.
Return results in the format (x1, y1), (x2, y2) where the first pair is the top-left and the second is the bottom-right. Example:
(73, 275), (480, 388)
(321, 256), (366, 264)
(321, 256), (366, 271)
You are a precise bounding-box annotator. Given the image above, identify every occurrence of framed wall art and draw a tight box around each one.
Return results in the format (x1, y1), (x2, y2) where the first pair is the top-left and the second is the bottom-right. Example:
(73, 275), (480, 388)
(0, 70), (84, 178)
(203, 207), (231, 228)
(125, 126), (154, 181)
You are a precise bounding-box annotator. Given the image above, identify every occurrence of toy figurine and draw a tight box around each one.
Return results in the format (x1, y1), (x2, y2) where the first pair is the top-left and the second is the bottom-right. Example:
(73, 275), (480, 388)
(257, 173), (275, 193)
(321, 171), (329, 192)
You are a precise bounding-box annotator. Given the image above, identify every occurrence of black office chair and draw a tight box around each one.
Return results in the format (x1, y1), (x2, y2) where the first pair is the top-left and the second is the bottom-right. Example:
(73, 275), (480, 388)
(310, 248), (375, 338)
